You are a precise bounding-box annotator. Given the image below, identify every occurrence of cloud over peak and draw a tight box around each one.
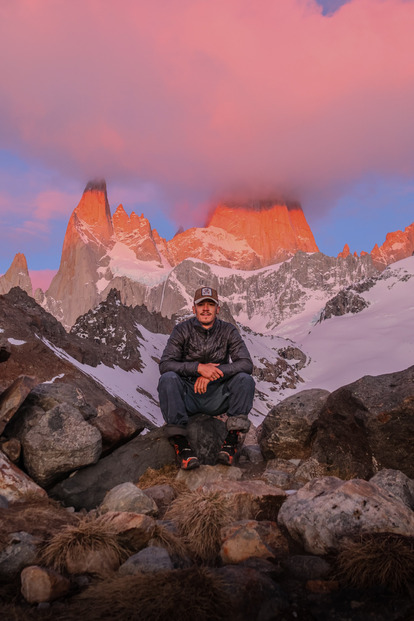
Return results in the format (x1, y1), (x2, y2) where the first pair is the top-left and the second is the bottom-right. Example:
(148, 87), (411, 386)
(1, 0), (414, 216)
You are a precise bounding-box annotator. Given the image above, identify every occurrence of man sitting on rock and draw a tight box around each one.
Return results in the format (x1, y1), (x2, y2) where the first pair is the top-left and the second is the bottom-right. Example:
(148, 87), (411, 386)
(158, 286), (255, 470)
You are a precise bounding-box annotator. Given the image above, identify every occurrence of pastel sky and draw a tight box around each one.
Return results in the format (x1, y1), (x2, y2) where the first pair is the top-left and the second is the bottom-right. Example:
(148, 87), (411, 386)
(1, 0), (413, 290)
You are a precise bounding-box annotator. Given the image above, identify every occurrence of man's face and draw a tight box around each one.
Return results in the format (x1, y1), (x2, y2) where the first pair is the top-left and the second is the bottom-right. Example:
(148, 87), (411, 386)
(193, 299), (220, 329)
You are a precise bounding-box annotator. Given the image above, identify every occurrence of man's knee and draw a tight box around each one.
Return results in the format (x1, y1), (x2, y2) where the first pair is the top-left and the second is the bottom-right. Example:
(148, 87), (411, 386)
(158, 371), (180, 390)
(229, 372), (255, 394)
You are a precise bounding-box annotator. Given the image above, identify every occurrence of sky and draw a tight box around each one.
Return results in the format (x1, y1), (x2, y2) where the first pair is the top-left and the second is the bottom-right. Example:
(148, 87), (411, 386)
(1, 0), (413, 290)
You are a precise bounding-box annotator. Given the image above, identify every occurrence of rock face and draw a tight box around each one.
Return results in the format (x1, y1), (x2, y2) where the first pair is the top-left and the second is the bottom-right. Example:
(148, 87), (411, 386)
(207, 200), (319, 265)
(339, 222), (414, 270)
(0, 253), (32, 296)
(318, 290), (369, 322)
(371, 222), (414, 269)
(45, 180), (115, 326)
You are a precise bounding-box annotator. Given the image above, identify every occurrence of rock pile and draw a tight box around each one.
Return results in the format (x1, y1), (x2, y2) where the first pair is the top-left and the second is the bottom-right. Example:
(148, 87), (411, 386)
(0, 352), (413, 619)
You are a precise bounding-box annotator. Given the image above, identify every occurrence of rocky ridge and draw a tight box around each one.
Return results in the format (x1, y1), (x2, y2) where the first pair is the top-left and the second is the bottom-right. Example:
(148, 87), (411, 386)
(2, 180), (413, 332)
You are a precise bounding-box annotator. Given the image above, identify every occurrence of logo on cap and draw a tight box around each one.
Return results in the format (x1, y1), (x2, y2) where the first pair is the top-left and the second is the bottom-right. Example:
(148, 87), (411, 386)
(201, 287), (212, 296)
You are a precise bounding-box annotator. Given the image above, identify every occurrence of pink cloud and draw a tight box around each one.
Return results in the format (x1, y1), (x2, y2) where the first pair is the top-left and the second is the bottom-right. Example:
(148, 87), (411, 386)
(0, 0), (414, 221)
(33, 190), (80, 220)
(29, 269), (57, 292)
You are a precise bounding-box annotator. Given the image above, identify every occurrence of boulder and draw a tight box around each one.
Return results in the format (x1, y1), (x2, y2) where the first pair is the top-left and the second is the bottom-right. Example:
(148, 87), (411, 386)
(311, 366), (414, 479)
(0, 450), (47, 502)
(65, 547), (121, 577)
(277, 477), (414, 555)
(20, 565), (70, 604)
(22, 403), (102, 487)
(142, 484), (177, 518)
(370, 469), (414, 510)
(50, 428), (175, 510)
(220, 520), (289, 564)
(259, 389), (330, 460)
(0, 375), (37, 434)
(90, 401), (146, 453)
(0, 531), (40, 580)
(0, 437), (21, 463)
(97, 512), (156, 550)
(176, 464), (243, 492)
(6, 381), (147, 454)
(99, 482), (158, 516)
(118, 546), (173, 574)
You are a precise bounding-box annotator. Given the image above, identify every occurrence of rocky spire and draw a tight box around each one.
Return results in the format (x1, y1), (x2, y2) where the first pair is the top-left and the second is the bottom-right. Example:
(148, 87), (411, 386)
(0, 253), (33, 296)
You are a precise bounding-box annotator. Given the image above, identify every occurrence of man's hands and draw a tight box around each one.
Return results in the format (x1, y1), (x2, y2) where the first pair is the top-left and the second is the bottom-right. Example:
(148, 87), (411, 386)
(194, 376), (210, 394)
(197, 363), (224, 381)
(194, 363), (224, 394)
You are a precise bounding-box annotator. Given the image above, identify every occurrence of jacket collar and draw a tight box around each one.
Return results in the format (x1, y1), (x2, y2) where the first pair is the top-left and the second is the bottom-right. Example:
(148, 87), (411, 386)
(192, 316), (219, 334)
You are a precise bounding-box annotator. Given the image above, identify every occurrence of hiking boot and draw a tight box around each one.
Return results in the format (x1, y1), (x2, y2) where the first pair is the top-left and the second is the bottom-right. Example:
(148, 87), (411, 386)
(171, 435), (200, 470)
(217, 430), (241, 466)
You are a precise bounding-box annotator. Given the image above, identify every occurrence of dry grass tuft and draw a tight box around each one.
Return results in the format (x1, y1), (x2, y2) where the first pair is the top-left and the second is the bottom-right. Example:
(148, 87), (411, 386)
(137, 463), (186, 494)
(150, 523), (191, 559)
(40, 515), (130, 577)
(164, 489), (236, 564)
(57, 566), (228, 621)
(337, 533), (414, 593)
(0, 496), (78, 551)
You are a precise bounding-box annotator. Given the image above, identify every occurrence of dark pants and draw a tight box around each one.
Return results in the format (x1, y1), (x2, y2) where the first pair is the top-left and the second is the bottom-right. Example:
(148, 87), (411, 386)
(158, 371), (255, 435)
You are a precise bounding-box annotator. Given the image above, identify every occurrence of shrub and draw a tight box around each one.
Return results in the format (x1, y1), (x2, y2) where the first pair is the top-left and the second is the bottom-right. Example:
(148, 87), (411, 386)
(164, 489), (235, 564)
(40, 515), (130, 577)
(337, 533), (414, 593)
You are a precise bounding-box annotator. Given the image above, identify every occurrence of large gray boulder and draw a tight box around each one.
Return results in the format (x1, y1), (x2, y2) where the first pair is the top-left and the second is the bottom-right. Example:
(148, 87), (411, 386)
(22, 403), (102, 487)
(311, 365), (414, 479)
(99, 482), (158, 516)
(50, 427), (175, 510)
(278, 476), (414, 555)
(7, 382), (146, 454)
(259, 389), (330, 460)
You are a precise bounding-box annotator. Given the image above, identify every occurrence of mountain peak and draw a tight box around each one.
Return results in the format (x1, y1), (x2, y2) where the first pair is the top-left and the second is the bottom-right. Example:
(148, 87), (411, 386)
(0, 253), (32, 296)
(206, 199), (319, 265)
(73, 179), (113, 239)
(84, 179), (108, 194)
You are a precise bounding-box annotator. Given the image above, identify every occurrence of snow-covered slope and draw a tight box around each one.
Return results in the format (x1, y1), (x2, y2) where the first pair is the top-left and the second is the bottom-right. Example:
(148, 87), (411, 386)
(279, 256), (414, 393)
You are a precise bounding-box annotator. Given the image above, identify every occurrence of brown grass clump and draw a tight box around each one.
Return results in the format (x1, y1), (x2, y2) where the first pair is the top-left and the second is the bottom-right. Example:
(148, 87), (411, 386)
(150, 523), (191, 560)
(0, 496), (78, 551)
(137, 463), (186, 494)
(57, 567), (228, 621)
(337, 533), (414, 593)
(164, 489), (235, 564)
(40, 515), (130, 577)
